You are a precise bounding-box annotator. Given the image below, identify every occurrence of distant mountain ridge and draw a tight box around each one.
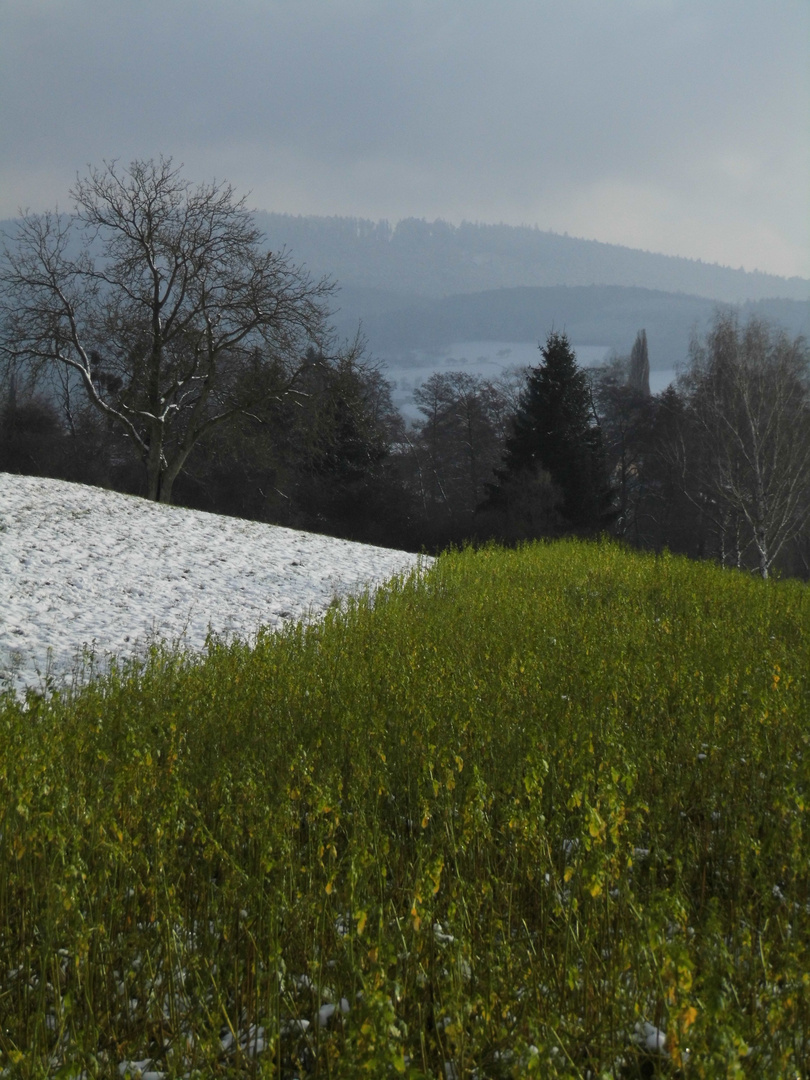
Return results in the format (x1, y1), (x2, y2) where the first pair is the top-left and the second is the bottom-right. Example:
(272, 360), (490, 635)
(3, 212), (807, 375)
(4, 211), (807, 304)
(255, 213), (810, 305)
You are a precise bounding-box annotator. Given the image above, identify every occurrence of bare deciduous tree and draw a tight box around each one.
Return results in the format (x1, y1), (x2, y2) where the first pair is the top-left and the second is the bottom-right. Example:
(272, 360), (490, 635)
(408, 370), (509, 523)
(1, 157), (333, 502)
(680, 313), (810, 578)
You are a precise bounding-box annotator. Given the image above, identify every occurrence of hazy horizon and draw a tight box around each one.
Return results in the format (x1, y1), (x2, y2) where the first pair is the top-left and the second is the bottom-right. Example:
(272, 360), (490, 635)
(7, 206), (807, 291)
(2, 1), (808, 281)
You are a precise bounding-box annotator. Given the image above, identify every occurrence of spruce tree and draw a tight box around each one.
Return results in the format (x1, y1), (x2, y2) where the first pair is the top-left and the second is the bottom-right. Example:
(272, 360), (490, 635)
(490, 331), (611, 530)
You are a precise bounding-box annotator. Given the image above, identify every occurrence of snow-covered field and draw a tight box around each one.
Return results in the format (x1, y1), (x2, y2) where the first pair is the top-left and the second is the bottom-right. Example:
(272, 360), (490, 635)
(0, 474), (430, 697)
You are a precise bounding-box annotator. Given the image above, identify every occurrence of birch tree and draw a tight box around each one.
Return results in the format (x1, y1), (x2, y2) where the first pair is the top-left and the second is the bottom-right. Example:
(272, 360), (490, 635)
(682, 313), (810, 578)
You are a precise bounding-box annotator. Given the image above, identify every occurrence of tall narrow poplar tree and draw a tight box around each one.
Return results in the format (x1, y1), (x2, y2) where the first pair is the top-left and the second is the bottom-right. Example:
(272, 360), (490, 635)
(628, 329), (651, 397)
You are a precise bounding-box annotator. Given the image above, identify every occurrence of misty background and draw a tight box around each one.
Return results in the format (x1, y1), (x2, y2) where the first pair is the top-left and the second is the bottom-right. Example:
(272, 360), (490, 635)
(2, 0), (808, 279)
(249, 213), (810, 413)
(3, 1), (808, 404)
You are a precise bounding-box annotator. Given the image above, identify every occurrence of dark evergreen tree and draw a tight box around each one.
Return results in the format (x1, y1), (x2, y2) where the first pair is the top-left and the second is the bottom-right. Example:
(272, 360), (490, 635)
(485, 331), (611, 532)
(170, 344), (413, 547)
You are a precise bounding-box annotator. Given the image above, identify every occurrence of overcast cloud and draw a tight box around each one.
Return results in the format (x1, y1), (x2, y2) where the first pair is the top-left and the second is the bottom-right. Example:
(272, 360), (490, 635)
(1, 0), (808, 278)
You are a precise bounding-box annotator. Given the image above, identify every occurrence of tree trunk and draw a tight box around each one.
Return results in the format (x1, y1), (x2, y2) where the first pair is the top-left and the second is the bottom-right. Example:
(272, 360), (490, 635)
(157, 445), (197, 505)
(145, 419), (165, 501)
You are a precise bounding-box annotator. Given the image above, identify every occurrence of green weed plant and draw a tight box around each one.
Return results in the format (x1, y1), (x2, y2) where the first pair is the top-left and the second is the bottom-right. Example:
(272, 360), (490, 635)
(1, 540), (808, 1077)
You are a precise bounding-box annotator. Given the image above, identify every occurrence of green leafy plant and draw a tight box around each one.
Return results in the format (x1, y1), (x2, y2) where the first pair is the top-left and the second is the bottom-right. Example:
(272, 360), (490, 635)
(1, 540), (808, 1076)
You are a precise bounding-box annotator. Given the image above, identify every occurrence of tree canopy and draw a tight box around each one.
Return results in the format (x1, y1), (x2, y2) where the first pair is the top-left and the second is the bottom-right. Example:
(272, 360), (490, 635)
(0, 157), (333, 502)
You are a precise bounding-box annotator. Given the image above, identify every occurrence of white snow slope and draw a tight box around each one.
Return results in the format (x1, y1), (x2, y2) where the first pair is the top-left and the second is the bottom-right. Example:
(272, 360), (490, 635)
(0, 474), (431, 697)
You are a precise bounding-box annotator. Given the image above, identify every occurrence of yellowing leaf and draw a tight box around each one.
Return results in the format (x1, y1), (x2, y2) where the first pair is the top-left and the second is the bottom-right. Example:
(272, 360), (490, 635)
(680, 1006), (698, 1032)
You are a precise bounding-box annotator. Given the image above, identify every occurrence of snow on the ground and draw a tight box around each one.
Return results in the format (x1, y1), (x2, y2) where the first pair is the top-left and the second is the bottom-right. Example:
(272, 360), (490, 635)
(0, 474), (431, 697)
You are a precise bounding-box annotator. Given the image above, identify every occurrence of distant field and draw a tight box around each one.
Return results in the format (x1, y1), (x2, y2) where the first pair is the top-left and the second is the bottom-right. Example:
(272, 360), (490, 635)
(383, 341), (607, 420)
(2, 541), (808, 1077)
(379, 340), (676, 420)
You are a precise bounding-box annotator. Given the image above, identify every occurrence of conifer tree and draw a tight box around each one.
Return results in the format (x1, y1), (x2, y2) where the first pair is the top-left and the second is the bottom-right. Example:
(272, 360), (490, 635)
(488, 331), (611, 531)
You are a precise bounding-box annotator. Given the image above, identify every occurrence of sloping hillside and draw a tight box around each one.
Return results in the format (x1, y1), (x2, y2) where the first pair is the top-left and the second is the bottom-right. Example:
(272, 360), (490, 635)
(256, 213), (810, 304)
(0, 474), (428, 696)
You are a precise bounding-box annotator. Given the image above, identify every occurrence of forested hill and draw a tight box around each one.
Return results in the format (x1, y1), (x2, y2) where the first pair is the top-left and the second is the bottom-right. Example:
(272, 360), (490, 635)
(4, 211), (807, 370)
(345, 285), (810, 371)
(254, 213), (810, 304)
(4, 211), (807, 304)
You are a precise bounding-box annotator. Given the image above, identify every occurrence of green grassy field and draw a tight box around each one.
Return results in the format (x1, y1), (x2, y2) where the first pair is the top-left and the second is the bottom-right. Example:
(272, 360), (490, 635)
(1, 540), (809, 1078)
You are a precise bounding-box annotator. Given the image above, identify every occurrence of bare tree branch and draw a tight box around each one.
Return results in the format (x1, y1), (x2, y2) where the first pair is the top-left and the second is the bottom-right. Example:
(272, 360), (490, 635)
(1, 156), (334, 502)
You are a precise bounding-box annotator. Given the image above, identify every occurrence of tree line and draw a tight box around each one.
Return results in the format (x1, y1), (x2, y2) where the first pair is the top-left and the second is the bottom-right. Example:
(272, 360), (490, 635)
(3, 159), (810, 578)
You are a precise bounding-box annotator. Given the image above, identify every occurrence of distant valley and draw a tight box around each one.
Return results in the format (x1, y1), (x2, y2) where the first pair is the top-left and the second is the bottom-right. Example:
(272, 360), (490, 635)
(255, 214), (810, 379)
(336, 284), (809, 377)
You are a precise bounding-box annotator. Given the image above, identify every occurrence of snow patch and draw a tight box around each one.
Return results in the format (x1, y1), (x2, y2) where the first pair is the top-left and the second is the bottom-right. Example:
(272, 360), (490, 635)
(0, 474), (431, 697)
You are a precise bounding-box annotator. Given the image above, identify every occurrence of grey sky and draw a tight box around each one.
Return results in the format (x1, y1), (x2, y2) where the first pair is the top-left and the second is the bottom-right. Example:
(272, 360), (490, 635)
(2, 0), (808, 279)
